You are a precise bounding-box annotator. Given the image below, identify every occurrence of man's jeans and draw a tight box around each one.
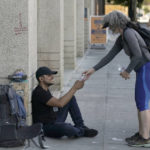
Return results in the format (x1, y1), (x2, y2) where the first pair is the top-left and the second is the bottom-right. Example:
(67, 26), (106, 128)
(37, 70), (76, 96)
(43, 96), (85, 138)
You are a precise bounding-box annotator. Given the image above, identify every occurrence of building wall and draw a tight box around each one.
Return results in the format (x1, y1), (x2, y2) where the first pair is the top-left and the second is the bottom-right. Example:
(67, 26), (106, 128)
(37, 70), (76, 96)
(64, 0), (76, 69)
(0, 0), (94, 122)
(37, 0), (64, 90)
(0, 0), (37, 124)
(0, 0), (28, 83)
(84, 0), (95, 49)
(77, 0), (85, 57)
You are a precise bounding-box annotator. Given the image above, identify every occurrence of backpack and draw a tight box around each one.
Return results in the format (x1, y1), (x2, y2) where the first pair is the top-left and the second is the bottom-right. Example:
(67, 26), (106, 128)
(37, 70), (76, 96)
(126, 22), (150, 51)
(0, 85), (47, 148)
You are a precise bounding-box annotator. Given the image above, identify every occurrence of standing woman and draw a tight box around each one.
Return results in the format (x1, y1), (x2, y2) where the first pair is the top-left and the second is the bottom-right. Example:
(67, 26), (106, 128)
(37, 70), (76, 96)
(84, 10), (150, 147)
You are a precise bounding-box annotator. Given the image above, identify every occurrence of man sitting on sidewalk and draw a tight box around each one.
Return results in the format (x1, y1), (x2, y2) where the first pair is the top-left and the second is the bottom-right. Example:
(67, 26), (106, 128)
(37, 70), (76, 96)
(31, 66), (98, 138)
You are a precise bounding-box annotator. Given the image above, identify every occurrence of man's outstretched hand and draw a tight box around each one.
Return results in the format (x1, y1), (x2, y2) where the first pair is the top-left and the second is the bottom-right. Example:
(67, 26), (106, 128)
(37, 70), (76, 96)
(73, 80), (84, 90)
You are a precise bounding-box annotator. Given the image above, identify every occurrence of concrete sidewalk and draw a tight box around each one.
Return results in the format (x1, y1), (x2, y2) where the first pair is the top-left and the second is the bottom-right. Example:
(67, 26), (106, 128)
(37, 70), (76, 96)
(1, 39), (147, 150)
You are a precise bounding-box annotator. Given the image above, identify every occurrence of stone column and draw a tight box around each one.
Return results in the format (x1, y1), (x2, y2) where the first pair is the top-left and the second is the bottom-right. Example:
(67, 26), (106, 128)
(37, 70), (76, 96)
(84, 8), (90, 49)
(84, 0), (90, 49)
(84, 0), (95, 49)
(91, 0), (96, 15)
(37, 0), (64, 90)
(84, 0), (92, 15)
(64, 0), (76, 69)
(76, 0), (85, 57)
(0, 0), (37, 124)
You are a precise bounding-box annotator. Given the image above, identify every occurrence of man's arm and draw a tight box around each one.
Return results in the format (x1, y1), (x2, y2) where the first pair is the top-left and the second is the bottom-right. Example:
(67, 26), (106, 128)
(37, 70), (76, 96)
(46, 80), (84, 108)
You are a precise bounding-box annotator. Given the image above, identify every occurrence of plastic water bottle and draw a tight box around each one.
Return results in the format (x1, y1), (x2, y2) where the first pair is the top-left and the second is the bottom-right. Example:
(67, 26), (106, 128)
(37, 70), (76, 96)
(79, 74), (86, 81)
(118, 65), (125, 73)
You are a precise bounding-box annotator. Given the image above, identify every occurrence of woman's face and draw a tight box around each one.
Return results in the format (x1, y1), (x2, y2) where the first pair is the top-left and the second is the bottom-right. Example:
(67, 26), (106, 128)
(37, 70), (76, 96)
(110, 27), (123, 34)
(113, 28), (120, 34)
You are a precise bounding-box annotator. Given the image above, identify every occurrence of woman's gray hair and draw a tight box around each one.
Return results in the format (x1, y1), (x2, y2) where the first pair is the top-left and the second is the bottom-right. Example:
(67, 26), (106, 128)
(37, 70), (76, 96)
(103, 10), (130, 32)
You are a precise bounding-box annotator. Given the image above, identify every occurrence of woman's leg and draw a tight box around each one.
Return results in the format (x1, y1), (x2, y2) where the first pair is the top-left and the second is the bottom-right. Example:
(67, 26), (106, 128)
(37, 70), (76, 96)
(135, 63), (150, 139)
(139, 110), (150, 139)
(138, 110), (141, 133)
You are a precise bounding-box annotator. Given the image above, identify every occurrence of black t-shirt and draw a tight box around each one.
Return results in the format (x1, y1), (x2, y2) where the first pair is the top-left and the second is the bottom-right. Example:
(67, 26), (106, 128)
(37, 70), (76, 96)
(31, 85), (57, 124)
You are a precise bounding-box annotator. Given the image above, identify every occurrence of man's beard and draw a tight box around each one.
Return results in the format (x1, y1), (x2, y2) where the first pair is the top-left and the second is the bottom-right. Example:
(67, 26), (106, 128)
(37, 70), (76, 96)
(45, 82), (53, 86)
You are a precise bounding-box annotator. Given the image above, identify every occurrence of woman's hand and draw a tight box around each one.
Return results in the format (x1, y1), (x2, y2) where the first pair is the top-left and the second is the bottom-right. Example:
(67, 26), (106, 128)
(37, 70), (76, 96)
(120, 71), (130, 80)
(82, 68), (95, 80)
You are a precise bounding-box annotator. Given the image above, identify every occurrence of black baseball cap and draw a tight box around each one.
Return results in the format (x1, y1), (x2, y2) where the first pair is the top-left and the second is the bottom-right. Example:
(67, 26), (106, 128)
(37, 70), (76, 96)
(102, 22), (109, 29)
(36, 66), (57, 80)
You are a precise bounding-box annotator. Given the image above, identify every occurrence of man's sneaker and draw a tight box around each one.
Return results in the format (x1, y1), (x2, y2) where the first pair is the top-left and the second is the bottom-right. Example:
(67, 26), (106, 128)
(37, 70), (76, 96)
(128, 135), (150, 148)
(83, 126), (98, 137)
(125, 132), (139, 143)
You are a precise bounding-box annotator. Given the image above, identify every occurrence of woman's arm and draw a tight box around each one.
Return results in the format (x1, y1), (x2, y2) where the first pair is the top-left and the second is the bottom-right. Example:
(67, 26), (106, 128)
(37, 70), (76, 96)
(123, 29), (143, 73)
(83, 36), (123, 80)
(93, 35), (123, 71)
